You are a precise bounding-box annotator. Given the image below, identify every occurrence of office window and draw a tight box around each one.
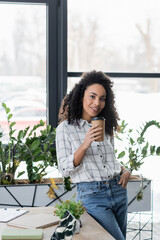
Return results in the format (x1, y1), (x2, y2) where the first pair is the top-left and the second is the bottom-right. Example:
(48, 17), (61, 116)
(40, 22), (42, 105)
(0, 3), (46, 137)
(0, 0), (66, 138)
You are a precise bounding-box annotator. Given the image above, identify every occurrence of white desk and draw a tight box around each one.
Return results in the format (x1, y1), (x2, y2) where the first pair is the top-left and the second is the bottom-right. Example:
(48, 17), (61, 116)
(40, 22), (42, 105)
(0, 207), (114, 240)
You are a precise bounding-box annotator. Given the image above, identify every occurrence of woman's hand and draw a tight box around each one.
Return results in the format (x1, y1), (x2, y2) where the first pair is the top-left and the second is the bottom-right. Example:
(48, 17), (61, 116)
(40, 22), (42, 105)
(82, 125), (103, 150)
(74, 125), (102, 167)
(118, 170), (131, 188)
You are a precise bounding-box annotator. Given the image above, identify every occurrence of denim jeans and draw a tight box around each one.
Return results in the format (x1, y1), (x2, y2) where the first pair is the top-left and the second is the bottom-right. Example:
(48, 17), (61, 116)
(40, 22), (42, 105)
(77, 174), (128, 240)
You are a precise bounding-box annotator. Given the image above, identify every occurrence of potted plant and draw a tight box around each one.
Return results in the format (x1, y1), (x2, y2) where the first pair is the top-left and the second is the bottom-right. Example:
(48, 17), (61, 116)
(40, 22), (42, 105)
(0, 102), (57, 184)
(53, 197), (86, 235)
(54, 196), (86, 222)
(0, 102), (62, 207)
(115, 119), (160, 211)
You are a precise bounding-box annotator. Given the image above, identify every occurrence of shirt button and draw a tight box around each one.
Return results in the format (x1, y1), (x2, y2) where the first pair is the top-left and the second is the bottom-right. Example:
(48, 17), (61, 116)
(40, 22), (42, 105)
(104, 166), (105, 168)
(97, 144), (99, 147)
(100, 155), (102, 158)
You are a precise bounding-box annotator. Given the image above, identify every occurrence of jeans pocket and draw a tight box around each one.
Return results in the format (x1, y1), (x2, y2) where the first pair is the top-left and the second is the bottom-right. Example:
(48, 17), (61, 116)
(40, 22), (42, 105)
(77, 186), (99, 199)
(118, 183), (127, 191)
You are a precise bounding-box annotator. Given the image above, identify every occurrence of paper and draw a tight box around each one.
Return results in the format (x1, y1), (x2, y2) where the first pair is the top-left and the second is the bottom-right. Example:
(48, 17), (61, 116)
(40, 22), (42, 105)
(7, 213), (59, 229)
(0, 208), (29, 223)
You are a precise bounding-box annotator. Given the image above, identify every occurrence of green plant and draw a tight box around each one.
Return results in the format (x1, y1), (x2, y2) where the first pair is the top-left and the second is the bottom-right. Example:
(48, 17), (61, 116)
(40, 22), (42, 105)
(16, 123), (57, 183)
(54, 197), (86, 219)
(115, 120), (160, 200)
(0, 102), (57, 184)
(0, 103), (21, 184)
(115, 120), (160, 173)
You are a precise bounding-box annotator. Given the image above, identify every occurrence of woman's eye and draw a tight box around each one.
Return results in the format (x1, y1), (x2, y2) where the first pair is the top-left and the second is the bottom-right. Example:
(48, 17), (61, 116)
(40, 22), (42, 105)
(100, 97), (106, 101)
(90, 95), (95, 99)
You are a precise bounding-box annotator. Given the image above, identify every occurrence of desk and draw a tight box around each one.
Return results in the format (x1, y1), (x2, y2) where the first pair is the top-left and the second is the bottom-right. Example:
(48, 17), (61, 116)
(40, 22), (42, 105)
(0, 207), (114, 240)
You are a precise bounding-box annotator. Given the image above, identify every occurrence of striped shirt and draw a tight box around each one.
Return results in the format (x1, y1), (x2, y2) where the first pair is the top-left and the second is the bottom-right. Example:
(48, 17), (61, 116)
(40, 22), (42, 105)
(56, 119), (122, 183)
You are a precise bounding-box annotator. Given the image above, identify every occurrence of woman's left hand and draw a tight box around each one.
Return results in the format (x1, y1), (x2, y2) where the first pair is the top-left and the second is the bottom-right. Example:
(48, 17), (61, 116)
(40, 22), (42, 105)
(118, 171), (131, 188)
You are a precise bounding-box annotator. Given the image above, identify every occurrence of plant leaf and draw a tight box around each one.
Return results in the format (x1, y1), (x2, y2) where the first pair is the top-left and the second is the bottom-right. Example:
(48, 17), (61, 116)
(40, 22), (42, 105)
(117, 151), (125, 159)
(8, 114), (13, 120)
(17, 130), (24, 141)
(150, 145), (155, 154)
(156, 147), (160, 155)
(17, 171), (25, 178)
(10, 122), (16, 128)
(130, 137), (134, 145)
(6, 107), (10, 114)
(30, 139), (40, 151)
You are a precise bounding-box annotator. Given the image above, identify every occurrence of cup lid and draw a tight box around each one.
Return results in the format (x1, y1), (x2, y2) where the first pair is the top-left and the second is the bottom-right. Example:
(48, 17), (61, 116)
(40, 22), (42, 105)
(91, 117), (105, 121)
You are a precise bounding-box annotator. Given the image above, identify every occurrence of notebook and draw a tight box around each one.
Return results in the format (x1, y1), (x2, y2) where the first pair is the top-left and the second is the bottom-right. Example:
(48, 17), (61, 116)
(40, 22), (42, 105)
(2, 228), (43, 240)
(0, 208), (29, 223)
(7, 213), (60, 229)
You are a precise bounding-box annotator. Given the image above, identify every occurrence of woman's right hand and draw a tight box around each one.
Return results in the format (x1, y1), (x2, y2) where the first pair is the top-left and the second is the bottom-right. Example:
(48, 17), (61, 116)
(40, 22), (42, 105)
(74, 125), (103, 167)
(82, 125), (103, 150)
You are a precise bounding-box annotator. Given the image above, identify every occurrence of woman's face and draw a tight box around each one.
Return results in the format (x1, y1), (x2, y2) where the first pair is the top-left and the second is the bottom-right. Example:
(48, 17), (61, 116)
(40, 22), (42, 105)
(82, 84), (106, 122)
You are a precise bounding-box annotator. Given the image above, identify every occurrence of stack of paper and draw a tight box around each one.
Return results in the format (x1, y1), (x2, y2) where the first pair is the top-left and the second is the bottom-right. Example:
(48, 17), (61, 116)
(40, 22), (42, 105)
(0, 208), (29, 223)
(7, 213), (59, 229)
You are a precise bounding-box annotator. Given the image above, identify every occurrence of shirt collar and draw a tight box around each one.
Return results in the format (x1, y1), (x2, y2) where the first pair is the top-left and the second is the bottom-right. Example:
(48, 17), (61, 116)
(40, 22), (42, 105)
(79, 119), (91, 128)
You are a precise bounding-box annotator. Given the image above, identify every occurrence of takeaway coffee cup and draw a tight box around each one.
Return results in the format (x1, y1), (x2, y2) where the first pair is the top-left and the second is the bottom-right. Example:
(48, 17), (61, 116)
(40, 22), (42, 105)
(91, 117), (105, 141)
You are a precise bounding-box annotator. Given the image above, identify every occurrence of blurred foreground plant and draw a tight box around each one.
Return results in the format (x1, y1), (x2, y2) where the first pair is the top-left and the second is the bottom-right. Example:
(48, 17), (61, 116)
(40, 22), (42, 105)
(54, 195), (86, 219)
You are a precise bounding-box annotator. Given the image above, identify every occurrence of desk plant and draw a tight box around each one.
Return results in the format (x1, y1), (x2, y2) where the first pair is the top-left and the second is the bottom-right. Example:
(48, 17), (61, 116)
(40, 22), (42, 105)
(115, 119), (160, 200)
(54, 195), (86, 220)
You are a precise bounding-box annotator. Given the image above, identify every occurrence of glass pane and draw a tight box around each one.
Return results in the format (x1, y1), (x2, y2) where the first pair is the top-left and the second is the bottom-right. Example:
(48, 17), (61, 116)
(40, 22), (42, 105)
(68, 0), (160, 72)
(0, 3), (46, 139)
(112, 78), (160, 125)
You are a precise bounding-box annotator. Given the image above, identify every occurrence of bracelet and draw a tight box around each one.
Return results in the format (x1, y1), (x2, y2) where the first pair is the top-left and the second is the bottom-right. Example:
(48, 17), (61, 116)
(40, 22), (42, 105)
(121, 169), (131, 175)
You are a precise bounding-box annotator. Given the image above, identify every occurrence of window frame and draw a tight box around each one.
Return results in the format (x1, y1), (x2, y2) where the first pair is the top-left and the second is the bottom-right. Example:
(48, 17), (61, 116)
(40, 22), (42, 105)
(68, 72), (160, 78)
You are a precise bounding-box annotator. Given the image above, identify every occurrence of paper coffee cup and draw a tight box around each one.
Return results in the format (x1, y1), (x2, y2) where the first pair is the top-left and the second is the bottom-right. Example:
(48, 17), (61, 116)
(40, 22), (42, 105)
(91, 117), (105, 141)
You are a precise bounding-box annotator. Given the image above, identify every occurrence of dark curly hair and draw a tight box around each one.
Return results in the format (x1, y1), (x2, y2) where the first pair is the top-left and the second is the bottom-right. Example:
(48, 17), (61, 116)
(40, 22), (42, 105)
(58, 70), (120, 136)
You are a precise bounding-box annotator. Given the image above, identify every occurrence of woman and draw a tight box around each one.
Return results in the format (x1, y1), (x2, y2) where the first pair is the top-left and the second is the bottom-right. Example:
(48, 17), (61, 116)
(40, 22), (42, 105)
(56, 70), (130, 240)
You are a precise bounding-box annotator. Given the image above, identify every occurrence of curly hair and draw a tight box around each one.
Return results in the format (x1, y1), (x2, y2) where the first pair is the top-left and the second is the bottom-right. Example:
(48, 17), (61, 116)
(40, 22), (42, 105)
(58, 70), (120, 136)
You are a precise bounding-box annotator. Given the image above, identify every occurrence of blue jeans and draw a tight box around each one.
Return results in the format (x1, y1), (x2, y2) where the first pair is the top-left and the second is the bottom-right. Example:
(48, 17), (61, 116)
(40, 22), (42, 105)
(77, 174), (128, 240)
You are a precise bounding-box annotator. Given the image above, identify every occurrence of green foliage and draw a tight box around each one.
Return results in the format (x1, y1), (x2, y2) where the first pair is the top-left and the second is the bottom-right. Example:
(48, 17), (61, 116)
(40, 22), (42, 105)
(63, 176), (72, 191)
(115, 120), (160, 201)
(17, 123), (57, 183)
(54, 197), (86, 219)
(115, 120), (160, 173)
(0, 103), (20, 184)
(0, 102), (57, 184)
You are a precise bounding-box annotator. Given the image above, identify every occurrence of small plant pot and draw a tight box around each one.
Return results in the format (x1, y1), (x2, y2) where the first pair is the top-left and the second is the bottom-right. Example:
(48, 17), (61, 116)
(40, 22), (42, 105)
(75, 218), (81, 234)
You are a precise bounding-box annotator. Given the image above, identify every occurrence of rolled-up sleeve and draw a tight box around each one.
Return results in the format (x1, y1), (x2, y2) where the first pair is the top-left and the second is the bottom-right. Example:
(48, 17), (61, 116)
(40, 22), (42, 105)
(56, 122), (75, 177)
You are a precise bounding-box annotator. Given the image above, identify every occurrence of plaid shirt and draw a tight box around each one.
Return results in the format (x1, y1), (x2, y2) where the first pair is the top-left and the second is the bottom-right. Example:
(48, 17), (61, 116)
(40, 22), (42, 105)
(56, 119), (122, 183)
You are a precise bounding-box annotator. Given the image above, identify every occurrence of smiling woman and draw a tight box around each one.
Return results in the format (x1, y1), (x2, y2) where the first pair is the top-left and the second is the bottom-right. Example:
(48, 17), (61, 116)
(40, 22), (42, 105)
(56, 70), (130, 240)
